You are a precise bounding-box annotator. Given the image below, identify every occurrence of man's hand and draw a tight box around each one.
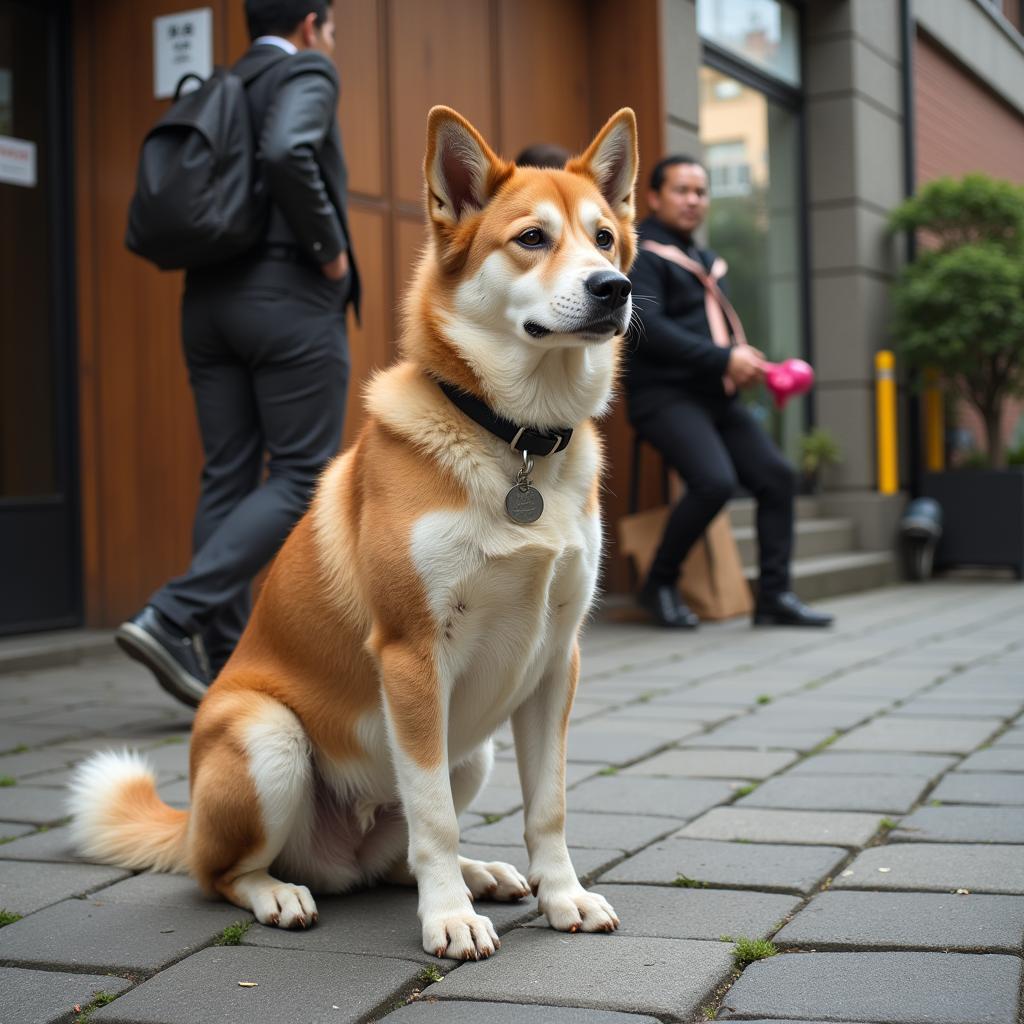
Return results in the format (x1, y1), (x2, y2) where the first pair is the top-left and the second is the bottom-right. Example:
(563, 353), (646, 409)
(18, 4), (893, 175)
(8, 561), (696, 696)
(321, 250), (349, 281)
(726, 346), (766, 388)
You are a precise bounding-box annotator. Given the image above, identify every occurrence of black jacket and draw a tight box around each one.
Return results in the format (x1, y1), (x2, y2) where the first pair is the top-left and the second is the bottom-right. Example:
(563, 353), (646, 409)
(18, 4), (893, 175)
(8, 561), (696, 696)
(626, 216), (733, 420)
(235, 44), (360, 317)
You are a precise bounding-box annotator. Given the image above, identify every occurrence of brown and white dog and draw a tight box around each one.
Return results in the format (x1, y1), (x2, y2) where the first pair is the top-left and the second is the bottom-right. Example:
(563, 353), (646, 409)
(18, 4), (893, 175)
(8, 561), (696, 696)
(69, 105), (638, 961)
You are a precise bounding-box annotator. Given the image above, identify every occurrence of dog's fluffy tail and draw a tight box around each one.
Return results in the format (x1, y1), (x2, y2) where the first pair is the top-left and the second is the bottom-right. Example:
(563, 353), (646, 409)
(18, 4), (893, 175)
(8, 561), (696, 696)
(68, 750), (189, 874)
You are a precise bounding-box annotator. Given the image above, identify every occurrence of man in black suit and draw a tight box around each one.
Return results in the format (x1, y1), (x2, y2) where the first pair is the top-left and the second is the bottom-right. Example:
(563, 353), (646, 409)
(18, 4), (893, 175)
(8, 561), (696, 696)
(117, 0), (360, 706)
(627, 155), (831, 630)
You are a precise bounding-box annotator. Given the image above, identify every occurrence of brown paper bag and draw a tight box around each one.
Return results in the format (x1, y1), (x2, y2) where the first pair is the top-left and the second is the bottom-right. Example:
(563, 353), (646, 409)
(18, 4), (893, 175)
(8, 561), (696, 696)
(618, 505), (753, 621)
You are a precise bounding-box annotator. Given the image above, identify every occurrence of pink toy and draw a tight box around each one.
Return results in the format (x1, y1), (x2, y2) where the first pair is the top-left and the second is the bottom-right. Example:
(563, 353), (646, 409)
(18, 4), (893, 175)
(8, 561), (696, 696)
(764, 358), (814, 408)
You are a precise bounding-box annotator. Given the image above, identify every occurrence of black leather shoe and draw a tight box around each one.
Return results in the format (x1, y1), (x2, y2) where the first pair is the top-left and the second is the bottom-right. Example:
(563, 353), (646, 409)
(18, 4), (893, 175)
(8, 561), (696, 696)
(753, 591), (834, 628)
(115, 606), (210, 708)
(637, 580), (700, 629)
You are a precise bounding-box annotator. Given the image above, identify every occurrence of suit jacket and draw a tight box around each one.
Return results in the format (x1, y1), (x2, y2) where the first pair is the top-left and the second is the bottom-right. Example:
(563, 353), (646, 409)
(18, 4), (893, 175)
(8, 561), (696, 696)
(234, 44), (361, 317)
(626, 216), (733, 420)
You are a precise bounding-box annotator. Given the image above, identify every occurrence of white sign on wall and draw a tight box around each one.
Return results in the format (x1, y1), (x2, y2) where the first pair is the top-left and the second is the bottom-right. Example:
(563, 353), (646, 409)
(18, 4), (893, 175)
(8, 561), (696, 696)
(0, 135), (36, 188)
(153, 8), (213, 100)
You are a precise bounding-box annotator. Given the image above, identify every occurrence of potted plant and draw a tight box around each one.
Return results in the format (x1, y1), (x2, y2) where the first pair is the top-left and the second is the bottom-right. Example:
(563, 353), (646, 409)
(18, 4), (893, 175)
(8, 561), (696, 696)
(889, 173), (1024, 577)
(799, 428), (841, 494)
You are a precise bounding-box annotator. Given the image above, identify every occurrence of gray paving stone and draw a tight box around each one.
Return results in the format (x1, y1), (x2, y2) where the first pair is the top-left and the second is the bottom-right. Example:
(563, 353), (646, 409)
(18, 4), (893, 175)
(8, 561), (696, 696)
(0, 859), (130, 915)
(775, 890), (1024, 952)
(0, 897), (250, 973)
(988, 728), (1024, 749)
(745, 704), (875, 731)
(830, 717), (1002, 754)
(578, 716), (707, 743)
(889, 699), (1021, 720)
(525, 884), (799, 941)
(462, 810), (677, 852)
(388, 1002), (661, 1024)
(0, 723), (83, 753)
(0, 824), (99, 863)
(622, 749), (799, 780)
(0, 747), (81, 780)
(87, 871), (226, 909)
(785, 752), (956, 778)
(567, 775), (735, 820)
(890, 806), (1024, 844)
(459, 843), (621, 884)
(738, 774), (928, 813)
(433, 928), (734, 1020)
(243, 884), (536, 965)
(601, 838), (847, 895)
(833, 843), (1024, 894)
(716, 951), (1021, 1023)
(0, 785), (71, 825)
(624, 700), (744, 724)
(0, 966), (132, 1024)
(958, 748), (1024, 773)
(932, 773), (1024, 806)
(677, 808), (883, 847)
(90, 946), (419, 1024)
(0, 821), (34, 841)
(565, 728), (670, 765)
(681, 728), (836, 752)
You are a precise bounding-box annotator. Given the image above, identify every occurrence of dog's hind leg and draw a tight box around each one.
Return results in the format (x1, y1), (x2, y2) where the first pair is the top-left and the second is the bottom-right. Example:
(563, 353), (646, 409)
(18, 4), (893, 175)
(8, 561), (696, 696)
(190, 692), (318, 929)
(452, 741), (529, 902)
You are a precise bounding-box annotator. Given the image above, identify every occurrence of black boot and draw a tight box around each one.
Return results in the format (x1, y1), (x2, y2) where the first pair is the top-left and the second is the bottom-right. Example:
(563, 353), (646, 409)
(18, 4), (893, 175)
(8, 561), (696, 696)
(753, 591), (833, 628)
(115, 606), (210, 708)
(637, 578), (700, 629)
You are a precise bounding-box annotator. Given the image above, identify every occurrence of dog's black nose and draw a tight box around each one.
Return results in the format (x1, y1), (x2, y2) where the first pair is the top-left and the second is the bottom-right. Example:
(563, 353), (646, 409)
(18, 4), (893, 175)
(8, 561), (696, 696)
(585, 270), (632, 309)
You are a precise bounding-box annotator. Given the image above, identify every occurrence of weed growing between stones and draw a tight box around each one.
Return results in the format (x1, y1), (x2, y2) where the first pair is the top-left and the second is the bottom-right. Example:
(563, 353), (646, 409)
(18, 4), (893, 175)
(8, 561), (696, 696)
(74, 991), (117, 1024)
(214, 920), (252, 946)
(756, 695), (772, 705)
(671, 874), (708, 888)
(598, 766), (618, 776)
(879, 817), (898, 831)
(0, 776), (15, 787)
(808, 732), (841, 754)
(0, 909), (22, 926)
(417, 966), (443, 984)
(732, 937), (778, 967)
(482, 814), (502, 825)
(733, 784), (757, 797)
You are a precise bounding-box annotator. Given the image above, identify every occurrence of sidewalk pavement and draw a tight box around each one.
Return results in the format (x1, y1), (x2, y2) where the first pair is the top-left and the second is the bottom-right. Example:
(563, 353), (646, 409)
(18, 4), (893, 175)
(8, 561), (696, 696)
(1, 579), (1023, 1024)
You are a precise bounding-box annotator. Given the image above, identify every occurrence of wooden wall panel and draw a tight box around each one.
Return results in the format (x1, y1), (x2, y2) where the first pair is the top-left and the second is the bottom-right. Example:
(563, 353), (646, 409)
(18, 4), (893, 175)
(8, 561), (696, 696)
(393, 214), (428, 325)
(498, 0), (591, 158)
(76, 0), (234, 623)
(342, 207), (392, 448)
(388, 0), (495, 205)
(336, 0), (385, 197)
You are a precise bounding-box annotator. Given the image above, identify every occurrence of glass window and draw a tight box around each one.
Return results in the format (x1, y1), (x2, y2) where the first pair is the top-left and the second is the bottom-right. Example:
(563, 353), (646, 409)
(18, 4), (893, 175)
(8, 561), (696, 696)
(697, 0), (801, 87)
(699, 65), (806, 462)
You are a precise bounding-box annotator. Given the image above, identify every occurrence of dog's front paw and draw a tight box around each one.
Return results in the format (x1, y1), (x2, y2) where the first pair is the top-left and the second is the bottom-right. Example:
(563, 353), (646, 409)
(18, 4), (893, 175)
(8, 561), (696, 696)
(422, 909), (500, 960)
(540, 886), (619, 934)
(251, 882), (318, 929)
(461, 858), (531, 902)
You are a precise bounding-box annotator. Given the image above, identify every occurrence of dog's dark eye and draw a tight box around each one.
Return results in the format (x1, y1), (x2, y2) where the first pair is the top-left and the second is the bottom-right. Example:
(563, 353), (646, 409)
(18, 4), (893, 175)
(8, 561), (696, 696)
(596, 228), (614, 249)
(517, 228), (546, 248)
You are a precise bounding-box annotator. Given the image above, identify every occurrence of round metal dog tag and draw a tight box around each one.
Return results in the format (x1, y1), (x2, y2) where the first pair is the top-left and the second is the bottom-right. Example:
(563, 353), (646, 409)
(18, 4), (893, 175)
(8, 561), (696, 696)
(505, 484), (544, 524)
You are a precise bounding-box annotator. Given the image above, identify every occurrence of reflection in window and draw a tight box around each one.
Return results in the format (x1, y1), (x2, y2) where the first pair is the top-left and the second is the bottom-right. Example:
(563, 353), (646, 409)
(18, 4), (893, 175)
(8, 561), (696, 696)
(700, 66), (805, 462)
(696, 0), (801, 87)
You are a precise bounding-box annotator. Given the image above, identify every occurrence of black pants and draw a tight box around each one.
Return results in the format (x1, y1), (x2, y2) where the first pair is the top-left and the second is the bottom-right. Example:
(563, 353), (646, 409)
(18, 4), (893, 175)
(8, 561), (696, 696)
(149, 259), (350, 672)
(634, 394), (796, 597)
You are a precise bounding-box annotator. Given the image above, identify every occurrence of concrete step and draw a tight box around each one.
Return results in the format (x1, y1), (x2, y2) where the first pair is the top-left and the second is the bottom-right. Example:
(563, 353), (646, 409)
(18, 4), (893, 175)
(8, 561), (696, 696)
(734, 517), (858, 567)
(728, 495), (819, 529)
(744, 550), (898, 602)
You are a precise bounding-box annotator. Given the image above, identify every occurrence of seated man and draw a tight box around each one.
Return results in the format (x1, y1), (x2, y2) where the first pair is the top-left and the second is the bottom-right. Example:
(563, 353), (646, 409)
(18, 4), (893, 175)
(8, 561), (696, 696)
(627, 154), (832, 630)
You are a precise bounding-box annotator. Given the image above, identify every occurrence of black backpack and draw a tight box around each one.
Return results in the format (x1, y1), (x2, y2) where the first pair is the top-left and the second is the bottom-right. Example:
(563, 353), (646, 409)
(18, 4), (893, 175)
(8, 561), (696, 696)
(125, 56), (286, 271)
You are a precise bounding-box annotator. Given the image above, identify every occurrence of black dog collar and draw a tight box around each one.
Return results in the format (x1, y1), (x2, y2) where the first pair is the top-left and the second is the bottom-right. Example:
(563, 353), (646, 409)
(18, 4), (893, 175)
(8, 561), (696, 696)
(436, 379), (573, 456)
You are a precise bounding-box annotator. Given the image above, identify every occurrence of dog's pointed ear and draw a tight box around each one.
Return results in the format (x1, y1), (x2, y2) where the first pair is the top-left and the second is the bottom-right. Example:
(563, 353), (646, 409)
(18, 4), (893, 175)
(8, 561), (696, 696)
(568, 108), (638, 220)
(425, 107), (512, 227)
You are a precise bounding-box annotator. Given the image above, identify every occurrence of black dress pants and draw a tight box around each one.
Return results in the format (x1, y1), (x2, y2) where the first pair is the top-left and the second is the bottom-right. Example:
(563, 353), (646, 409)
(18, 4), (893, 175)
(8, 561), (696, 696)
(149, 258), (350, 673)
(634, 393), (796, 597)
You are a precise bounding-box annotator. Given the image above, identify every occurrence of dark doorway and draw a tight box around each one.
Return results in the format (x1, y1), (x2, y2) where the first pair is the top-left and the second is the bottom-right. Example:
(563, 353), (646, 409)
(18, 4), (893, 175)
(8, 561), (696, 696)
(0, 0), (80, 633)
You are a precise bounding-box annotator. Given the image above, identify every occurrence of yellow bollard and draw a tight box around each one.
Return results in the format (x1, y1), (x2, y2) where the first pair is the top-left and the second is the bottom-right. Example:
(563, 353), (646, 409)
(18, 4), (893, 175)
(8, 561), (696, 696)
(922, 368), (945, 472)
(875, 350), (899, 494)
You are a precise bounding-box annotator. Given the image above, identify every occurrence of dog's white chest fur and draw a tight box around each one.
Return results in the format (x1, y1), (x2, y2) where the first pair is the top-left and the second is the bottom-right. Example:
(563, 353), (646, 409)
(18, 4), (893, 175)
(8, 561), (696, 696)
(411, 466), (601, 762)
